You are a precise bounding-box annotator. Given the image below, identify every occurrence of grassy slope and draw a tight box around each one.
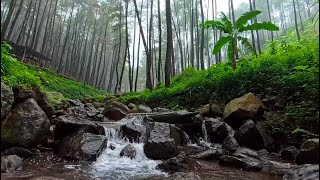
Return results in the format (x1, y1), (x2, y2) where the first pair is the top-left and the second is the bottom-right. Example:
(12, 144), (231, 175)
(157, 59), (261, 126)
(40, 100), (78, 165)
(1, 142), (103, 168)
(1, 44), (107, 106)
(121, 25), (319, 135)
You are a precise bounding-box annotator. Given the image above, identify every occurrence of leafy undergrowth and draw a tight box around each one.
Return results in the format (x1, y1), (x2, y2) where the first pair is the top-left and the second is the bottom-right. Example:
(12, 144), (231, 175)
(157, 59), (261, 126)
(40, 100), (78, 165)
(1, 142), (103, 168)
(1, 43), (107, 108)
(121, 25), (319, 135)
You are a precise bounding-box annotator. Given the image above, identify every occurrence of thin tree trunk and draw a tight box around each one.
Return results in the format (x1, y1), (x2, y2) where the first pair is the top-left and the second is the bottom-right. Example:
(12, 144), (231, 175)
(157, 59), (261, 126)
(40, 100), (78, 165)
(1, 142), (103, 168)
(266, 0), (274, 41)
(200, 0), (205, 70)
(165, 0), (173, 87)
(1, 0), (16, 41)
(252, 0), (261, 54)
(157, 0), (162, 84)
(248, 0), (256, 54)
(292, 0), (300, 40)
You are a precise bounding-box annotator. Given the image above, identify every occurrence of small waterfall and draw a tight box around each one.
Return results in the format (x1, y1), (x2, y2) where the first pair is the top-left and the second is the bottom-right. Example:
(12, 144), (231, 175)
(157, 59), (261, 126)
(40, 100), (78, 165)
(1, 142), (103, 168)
(91, 116), (167, 180)
(201, 120), (208, 142)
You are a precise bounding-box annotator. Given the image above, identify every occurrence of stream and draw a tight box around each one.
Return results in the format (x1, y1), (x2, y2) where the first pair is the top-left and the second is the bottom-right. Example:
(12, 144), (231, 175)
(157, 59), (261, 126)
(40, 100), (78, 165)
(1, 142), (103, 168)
(1, 116), (283, 180)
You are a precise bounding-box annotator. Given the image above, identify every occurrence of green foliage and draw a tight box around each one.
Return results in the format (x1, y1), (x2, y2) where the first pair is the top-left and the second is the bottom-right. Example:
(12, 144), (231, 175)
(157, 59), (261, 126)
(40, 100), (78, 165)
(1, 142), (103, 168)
(201, 10), (279, 68)
(121, 33), (319, 134)
(1, 43), (107, 102)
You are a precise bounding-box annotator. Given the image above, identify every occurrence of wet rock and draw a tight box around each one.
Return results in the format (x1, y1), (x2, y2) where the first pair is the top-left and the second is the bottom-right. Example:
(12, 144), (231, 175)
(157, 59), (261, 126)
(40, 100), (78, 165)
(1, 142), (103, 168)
(138, 104), (152, 113)
(199, 104), (211, 117)
(205, 119), (232, 143)
(128, 103), (139, 113)
(103, 101), (130, 121)
(283, 164), (319, 180)
(66, 99), (84, 107)
(152, 108), (171, 113)
(256, 121), (277, 152)
(1, 98), (50, 148)
(93, 113), (104, 122)
(1, 82), (14, 120)
(157, 154), (202, 173)
(30, 177), (65, 180)
(120, 144), (137, 159)
(51, 115), (105, 140)
(219, 147), (263, 171)
(210, 104), (223, 117)
(280, 146), (298, 161)
(3, 147), (34, 158)
(144, 122), (178, 160)
(13, 86), (55, 118)
(223, 92), (266, 128)
(169, 125), (190, 145)
(234, 120), (265, 150)
(192, 148), (224, 160)
(295, 138), (319, 165)
(109, 143), (116, 150)
(1, 155), (23, 173)
(84, 103), (100, 117)
(56, 132), (108, 161)
(222, 135), (239, 153)
(147, 111), (198, 124)
(257, 149), (269, 157)
(166, 172), (201, 180)
(120, 122), (146, 143)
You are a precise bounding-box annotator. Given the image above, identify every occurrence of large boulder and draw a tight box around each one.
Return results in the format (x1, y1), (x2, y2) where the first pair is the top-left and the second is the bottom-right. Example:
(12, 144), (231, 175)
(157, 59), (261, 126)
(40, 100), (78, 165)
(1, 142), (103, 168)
(222, 135), (239, 153)
(120, 144), (137, 159)
(56, 132), (107, 161)
(1, 155), (23, 173)
(1, 98), (50, 148)
(119, 122), (146, 143)
(147, 111), (198, 124)
(157, 153), (202, 173)
(51, 115), (105, 141)
(138, 104), (152, 113)
(205, 119), (234, 143)
(12, 86), (55, 118)
(169, 125), (190, 145)
(295, 138), (319, 165)
(280, 146), (298, 161)
(144, 122), (178, 160)
(223, 93), (266, 128)
(103, 101), (130, 121)
(192, 148), (224, 160)
(67, 103), (100, 119)
(199, 104), (223, 118)
(219, 147), (263, 171)
(234, 120), (265, 150)
(1, 82), (14, 120)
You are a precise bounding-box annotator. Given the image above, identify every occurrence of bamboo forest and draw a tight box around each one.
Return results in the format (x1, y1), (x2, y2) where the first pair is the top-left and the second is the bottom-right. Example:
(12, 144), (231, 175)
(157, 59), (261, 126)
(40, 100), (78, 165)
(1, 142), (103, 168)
(1, 0), (319, 179)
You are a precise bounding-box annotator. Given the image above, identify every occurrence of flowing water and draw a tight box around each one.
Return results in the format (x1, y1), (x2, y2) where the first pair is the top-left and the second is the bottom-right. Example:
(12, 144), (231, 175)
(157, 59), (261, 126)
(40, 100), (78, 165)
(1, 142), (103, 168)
(1, 115), (282, 180)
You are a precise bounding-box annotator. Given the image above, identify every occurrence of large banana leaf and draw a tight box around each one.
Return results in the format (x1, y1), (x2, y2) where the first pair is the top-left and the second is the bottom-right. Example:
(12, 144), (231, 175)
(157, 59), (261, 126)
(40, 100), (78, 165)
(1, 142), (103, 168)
(213, 36), (232, 55)
(200, 20), (229, 33)
(238, 21), (279, 32)
(235, 10), (261, 29)
(237, 36), (256, 55)
(219, 12), (233, 33)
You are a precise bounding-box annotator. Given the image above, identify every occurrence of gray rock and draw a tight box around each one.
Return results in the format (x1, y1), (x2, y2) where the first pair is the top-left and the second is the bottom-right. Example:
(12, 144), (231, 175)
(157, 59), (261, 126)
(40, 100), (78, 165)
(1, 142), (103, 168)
(1, 82), (14, 120)
(1, 155), (23, 173)
(296, 138), (319, 165)
(1, 98), (50, 148)
(103, 102), (130, 121)
(144, 122), (178, 160)
(3, 147), (34, 158)
(157, 154), (202, 173)
(147, 111), (198, 124)
(192, 148), (224, 160)
(56, 132), (107, 161)
(205, 119), (232, 143)
(120, 122), (146, 143)
(169, 125), (190, 145)
(138, 104), (152, 113)
(166, 172), (201, 180)
(283, 164), (319, 180)
(222, 135), (239, 153)
(234, 120), (265, 150)
(152, 108), (171, 113)
(280, 146), (298, 161)
(120, 144), (137, 159)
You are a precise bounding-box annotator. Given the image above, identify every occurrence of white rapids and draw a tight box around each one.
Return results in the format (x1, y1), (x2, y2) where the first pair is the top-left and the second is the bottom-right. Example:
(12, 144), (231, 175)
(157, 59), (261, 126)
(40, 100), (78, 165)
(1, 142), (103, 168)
(89, 116), (167, 180)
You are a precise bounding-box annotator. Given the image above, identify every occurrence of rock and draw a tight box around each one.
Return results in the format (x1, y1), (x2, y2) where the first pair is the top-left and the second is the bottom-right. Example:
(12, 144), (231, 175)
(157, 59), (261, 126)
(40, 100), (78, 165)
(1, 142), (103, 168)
(13, 86), (55, 118)
(109, 143), (116, 150)
(84, 103), (99, 117)
(66, 99), (84, 107)
(144, 122), (178, 160)
(257, 149), (269, 157)
(1, 82), (14, 120)
(3, 147), (34, 158)
(103, 101), (130, 121)
(192, 148), (224, 160)
(120, 144), (137, 159)
(283, 164), (319, 180)
(1, 98), (50, 148)
(219, 147), (263, 171)
(210, 104), (223, 117)
(256, 121), (277, 152)
(153, 108), (171, 113)
(147, 111), (198, 124)
(223, 93), (266, 128)
(128, 103), (139, 113)
(175, 122), (203, 143)
(157, 154), (202, 173)
(205, 119), (233, 143)
(222, 135), (239, 153)
(280, 146), (298, 161)
(234, 120), (265, 150)
(169, 125), (190, 145)
(166, 172), (201, 180)
(46, 92), (69, 110)
(120, 122), (146, 143)
(295, 138), (319, 165)
(93, 113), (104, 122)
(56, 132), (107, 161)
(30, 177), (65, 180)
(138, 104), (152, 113)
(1, 155), (23, 172)
(51, 115), (105, 141)
(199, 104), (211, 117)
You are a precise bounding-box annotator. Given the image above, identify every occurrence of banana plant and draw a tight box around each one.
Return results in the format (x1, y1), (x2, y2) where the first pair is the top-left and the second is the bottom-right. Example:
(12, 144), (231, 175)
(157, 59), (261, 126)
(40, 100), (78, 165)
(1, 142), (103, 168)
(201, 10), (279, 69)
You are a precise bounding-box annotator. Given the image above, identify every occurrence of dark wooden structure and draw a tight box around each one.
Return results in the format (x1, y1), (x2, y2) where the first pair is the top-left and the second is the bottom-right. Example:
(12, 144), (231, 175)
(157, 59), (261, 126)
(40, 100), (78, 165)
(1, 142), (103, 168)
(3, 40), (51, 67)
